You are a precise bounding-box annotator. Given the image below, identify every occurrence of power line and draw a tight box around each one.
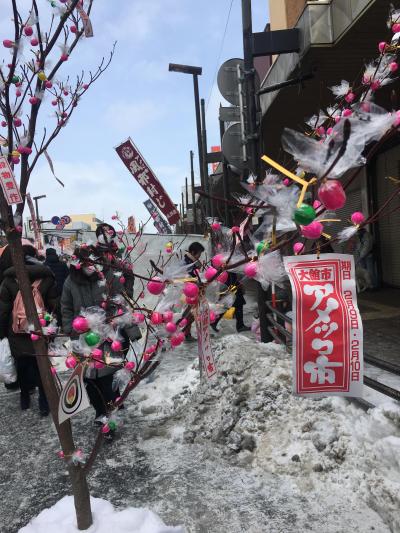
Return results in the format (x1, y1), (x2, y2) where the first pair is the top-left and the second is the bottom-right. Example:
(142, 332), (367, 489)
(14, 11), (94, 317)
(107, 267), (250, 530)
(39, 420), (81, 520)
(205, 0), (235, 115)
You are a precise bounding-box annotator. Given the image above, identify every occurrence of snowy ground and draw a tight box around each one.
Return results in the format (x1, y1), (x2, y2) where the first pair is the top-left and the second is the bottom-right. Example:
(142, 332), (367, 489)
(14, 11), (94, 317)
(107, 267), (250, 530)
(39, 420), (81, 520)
(2, 303), (400, 532)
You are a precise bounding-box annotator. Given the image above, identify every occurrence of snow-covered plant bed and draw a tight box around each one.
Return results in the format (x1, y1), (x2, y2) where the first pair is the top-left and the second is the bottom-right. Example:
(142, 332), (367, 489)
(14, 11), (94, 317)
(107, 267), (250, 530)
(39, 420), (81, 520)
(19, 496), (184, 533)
(177, 335), (400, 531)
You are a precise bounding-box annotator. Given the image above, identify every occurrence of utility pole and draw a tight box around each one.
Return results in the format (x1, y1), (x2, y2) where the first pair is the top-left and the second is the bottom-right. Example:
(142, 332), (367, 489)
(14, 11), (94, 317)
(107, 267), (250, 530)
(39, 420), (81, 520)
(185, 177), (190, 231)
(241, 0), (272, 343)
(219, 117), (231, 226)
(241, 0), (261, 179)
(33, 194), (46, 224)
(200, 98), (212, 218)
(190, 150), (198, 233)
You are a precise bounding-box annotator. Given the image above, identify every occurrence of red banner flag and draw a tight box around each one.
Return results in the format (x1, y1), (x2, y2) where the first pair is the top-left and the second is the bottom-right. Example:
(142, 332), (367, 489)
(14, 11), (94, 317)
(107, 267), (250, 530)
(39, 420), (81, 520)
(115, 138), (180, 225)
(284, 254), (363, 397)
(0, 156), (22, 205)
(195, 296), (217, 379)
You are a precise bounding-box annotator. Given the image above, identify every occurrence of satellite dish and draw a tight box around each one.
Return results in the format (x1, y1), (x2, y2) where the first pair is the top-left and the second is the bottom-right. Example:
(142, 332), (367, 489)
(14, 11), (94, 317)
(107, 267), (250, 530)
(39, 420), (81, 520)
(217, 58), (260, 106)
(222, 123), (248, 171)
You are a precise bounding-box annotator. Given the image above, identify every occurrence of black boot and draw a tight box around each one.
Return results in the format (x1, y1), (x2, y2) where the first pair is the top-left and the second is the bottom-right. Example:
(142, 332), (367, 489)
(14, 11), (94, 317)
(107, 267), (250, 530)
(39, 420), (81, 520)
(20, 392), (30, 410)
(39, 392), (49, 416)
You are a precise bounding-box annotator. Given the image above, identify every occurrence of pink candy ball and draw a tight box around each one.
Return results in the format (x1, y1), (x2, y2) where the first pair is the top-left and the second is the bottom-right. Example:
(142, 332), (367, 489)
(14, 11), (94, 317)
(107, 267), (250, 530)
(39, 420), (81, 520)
(92, 348), (103, 361)
(313, 200), (322, 209)
(217, 271), (228, 284)
(72, 316), (89, 333)
(102, 424), (110, 434)
(70, 25), (77, 33)
(147, 344), (157, 354)
(371, 80), (381, 91)
(293, 242), (304, 255)
(318, 180), (346, 210)
(111, 340), (122, 352)
(30, 333), (39, 341)
(151, 312), (163, 325)
(212, 254), (225, 268)
(301, 221), (324, 240)
(183, 282), (199, 298)
(209, 311), (216, 323)
(186, 296), (198, 305)
(30, 38), (39, 46)
(133, 312), (145, 323)
(283, 178), (291, 187)
(66, 356), (77, 369)
(24, 26), (33, 36)
(147, 277), (165, 295)
(390, 62), (399, 73)
(119, 276), (126, 284)
(244, 262), (258, 278)
(211, 222), (221, 231)
(51, 367), (57, 376)
(378, 41), (387, 53)
(94, 361), (105, 369)
(3, 39), (13, 48)
(231, 226), (240, 233)
(351, 211), (365, 225)
(39, 318), (47, 327)
(29, 96), (39, 105)
(345, 92), (355, 103)
(170, 335), (183, 347)
(393, 23), (400, 33)
(342, 109), (353, 118)
(125, 361), (135, 371)
(163, 311), (174, 322)
(165, 322), (177, 333)
(205, 266), (218, 281)
(179, 318), (188, 329)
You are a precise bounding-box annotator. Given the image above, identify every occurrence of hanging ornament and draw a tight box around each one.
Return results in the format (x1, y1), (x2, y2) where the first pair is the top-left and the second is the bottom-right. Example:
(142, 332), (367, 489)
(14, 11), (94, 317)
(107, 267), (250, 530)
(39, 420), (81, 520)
(318, 180), (346, 210)
(256, 241), (270, 256)
(293, 204), (316, 226)
(301, 221), (324, 240)
(244, 262), (258, 278)
(147, 277), (165, 295)
(84, 331), (101, 347)
(293, 242), (304, 255)
(351, 211), (365, 225)
(72, 316), (89, 333)
(183, 282), (199, 298)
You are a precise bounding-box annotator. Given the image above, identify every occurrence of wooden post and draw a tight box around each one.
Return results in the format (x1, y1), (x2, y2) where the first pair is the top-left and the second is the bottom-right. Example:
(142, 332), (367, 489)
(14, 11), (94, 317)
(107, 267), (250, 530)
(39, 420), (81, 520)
(0, 199), (93, 530)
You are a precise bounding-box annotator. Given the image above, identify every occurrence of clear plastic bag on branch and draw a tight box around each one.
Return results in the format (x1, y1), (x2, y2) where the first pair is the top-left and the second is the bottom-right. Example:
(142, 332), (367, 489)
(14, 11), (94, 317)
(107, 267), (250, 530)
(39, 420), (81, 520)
(255, 250), (287, 290)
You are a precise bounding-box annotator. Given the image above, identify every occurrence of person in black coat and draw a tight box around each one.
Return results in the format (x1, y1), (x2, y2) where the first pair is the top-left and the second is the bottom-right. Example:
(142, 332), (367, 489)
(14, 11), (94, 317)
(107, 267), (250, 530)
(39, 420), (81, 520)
(182, 242), (205, 341)
(0, 245), (58, 414)
(44, 248), (69, 296)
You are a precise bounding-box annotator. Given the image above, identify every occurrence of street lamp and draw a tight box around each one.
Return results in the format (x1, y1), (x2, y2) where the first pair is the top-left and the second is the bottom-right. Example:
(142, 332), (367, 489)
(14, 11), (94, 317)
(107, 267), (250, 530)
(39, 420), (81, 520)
(168, 63), (206, 215)
(33, 194), (46, 222)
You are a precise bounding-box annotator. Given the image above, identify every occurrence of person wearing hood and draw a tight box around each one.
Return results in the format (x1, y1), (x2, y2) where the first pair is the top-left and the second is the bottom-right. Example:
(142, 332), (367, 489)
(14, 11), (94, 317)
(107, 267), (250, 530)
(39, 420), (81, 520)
(44, 248), (69, 296)
(61, 246), (140, 431)
(0, 244), (58, 414)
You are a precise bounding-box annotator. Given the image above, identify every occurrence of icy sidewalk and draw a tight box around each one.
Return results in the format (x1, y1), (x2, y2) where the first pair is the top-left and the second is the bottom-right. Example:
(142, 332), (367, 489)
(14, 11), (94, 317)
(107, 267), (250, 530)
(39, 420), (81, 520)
(2, 331), (400, 532)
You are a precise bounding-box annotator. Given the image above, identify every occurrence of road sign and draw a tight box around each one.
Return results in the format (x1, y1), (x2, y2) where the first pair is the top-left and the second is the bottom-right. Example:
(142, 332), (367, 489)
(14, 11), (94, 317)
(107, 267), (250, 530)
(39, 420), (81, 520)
(219, 106), (241, 123)
(222, 123), (247, 171)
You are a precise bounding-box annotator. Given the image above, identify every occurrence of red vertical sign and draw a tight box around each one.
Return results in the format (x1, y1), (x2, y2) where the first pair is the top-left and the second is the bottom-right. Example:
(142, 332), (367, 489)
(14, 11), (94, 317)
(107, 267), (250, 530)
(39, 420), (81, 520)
(115, 138), (180, 225)
(284, 254), (363, 397)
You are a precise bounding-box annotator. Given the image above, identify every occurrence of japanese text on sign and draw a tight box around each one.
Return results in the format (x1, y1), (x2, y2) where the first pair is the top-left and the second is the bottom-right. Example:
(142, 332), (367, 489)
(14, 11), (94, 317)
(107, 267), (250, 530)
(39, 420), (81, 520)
(0, 157), (22, 205)
(284, 254), (363, 398)
(115, 138), (180, 225)
(195, 296), (217, 379)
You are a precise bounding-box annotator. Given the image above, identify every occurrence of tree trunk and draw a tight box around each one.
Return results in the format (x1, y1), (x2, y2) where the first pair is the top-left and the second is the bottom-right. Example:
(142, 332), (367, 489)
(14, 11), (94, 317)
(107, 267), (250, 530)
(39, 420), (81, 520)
(3, 220), (93, 529)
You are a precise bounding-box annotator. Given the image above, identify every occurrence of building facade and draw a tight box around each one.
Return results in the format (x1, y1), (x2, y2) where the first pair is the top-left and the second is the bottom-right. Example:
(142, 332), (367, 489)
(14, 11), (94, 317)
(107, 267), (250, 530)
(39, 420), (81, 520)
(261, 0), (400, 288)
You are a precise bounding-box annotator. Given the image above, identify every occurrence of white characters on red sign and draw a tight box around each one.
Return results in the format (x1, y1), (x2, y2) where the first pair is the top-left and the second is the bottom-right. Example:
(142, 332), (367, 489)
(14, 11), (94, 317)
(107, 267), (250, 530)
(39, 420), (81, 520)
(121, 146), (134, 160)
(304, 355), (343, 384)
(303, 278), (341, 385)
(155, 195), (166, 209)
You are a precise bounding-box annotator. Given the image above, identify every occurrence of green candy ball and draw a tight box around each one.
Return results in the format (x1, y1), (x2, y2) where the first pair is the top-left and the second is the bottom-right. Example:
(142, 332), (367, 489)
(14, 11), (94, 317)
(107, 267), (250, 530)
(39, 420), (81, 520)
(44, 313), (52, 322)
(108, 420), (117, 431)
(293, 204), (316, 226)
(84, 331), (101, 347)
(11, 76), (20, 84)
(256, 241), (269, 255)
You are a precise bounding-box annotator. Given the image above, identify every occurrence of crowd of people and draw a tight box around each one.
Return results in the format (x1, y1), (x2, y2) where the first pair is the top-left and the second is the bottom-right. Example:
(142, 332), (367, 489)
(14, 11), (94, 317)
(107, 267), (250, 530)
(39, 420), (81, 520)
(0, 234), (253, 423)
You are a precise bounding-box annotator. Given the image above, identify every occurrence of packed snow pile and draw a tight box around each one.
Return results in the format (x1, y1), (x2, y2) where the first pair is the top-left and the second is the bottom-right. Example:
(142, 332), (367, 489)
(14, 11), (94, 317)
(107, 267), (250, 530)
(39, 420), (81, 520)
(19, 496), (184, 533)
(175, 335), (400, 531)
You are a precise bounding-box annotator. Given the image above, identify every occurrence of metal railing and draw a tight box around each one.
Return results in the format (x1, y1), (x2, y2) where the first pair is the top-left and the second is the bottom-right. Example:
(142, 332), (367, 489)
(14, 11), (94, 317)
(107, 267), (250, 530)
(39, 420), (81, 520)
(266, 301), (400, 404)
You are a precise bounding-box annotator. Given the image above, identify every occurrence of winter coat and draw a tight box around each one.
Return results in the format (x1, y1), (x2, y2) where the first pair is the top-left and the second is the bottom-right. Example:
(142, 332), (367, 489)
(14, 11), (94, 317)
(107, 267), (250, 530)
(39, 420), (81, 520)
(184, 252), (201, 278)
(61, 269), (141, 378)
(44, 254), (69, 296)
(0, 264), (58, 358)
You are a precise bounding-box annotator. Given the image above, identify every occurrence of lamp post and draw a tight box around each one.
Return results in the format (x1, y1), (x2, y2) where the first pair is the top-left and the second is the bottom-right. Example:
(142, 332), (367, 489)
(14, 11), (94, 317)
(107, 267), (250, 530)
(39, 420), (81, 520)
(168, 63), (206, 211)
(33, 194), (46, 223)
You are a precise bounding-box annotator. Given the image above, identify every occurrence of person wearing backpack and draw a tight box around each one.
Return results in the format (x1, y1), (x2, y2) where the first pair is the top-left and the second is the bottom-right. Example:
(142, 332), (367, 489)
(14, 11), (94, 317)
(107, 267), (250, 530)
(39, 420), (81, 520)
(0, 244), (58, 414)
